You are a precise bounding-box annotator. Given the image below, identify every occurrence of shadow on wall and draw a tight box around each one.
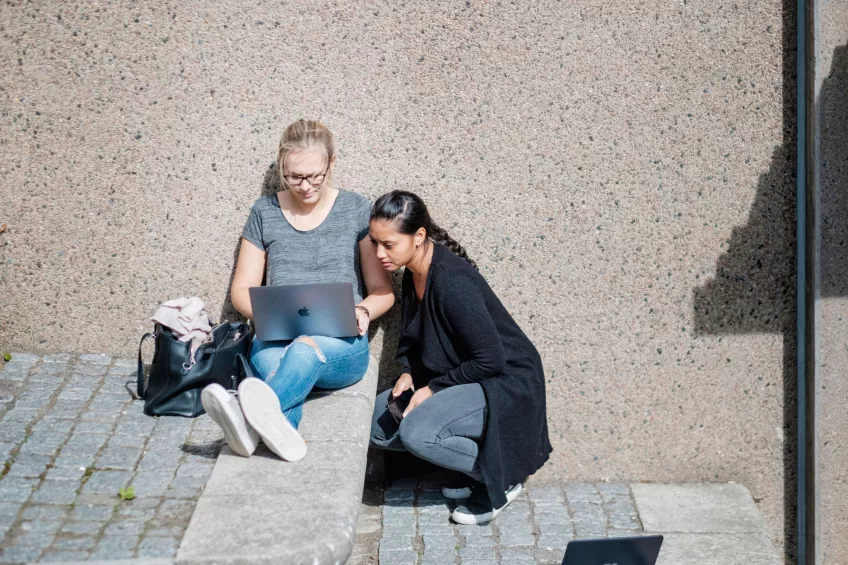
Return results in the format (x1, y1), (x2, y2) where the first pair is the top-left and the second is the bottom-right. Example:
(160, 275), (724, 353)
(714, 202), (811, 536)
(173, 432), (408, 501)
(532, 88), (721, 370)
(217, 161), (405, 387)
(820, 44), (848, 299)
(693, 10), (848, 557)
(693, 1), (797, 562)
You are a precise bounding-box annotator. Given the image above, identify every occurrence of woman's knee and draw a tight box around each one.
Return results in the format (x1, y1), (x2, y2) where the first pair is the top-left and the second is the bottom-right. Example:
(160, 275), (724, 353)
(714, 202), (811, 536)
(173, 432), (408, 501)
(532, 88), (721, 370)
(398, 416), (437, 457)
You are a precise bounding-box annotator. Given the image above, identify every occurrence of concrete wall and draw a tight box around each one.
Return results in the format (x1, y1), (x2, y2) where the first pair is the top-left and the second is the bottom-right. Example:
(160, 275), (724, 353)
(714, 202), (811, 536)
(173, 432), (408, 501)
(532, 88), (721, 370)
(0, 0), (800, 558)
(815, 0), (848, 562)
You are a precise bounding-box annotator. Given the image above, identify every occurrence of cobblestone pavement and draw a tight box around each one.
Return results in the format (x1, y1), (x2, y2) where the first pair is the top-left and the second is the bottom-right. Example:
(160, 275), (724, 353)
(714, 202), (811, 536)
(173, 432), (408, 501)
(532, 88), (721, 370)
(0, 353), (223, 563)
(364, 478), (644, 565)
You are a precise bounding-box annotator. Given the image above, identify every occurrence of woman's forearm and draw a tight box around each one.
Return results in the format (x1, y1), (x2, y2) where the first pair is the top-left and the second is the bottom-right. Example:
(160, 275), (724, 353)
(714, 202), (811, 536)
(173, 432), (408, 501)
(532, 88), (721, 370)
(231, 285), (254, 320)
(358, 286), (395, 321)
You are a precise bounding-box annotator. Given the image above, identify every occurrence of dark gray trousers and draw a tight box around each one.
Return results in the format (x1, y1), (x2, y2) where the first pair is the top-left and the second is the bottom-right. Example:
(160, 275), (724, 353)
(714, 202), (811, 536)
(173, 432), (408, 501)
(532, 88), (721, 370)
(369, 383), (487, 481)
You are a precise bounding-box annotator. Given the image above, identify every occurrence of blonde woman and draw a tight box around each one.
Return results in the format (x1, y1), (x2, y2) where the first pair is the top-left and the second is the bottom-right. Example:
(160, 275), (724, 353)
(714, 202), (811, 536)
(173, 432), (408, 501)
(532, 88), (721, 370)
(202, 120), (394, 461)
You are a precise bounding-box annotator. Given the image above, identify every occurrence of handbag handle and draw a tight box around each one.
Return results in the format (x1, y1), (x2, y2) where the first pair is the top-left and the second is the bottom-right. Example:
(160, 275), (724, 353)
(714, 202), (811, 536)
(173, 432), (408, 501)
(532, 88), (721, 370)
(135, 332), (155, 400)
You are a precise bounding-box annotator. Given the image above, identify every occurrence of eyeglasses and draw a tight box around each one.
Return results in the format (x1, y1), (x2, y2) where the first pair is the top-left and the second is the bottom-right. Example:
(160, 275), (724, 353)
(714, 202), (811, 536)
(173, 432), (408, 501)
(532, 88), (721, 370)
(284, 165), (329, 187)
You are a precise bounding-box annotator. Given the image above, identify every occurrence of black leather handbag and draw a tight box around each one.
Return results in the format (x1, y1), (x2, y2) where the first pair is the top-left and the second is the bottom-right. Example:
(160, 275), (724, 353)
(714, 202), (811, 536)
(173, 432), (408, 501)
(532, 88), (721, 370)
(136, 321), (253, 417)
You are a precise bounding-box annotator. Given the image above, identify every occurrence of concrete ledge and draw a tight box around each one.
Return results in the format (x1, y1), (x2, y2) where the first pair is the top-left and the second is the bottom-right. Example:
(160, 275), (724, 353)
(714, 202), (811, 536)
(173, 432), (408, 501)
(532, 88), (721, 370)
(632, 483), (781, 565)
(176, 355), (379, 565)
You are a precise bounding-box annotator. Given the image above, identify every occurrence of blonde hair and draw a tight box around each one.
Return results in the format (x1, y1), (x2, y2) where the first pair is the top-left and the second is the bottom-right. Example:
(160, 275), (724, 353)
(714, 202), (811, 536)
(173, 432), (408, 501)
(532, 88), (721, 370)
(277, 119), (336, 188)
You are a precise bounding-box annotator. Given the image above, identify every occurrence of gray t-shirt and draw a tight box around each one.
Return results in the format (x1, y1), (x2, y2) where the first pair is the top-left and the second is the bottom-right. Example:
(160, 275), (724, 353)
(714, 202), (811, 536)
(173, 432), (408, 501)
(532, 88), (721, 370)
(241, 190), (373, 303)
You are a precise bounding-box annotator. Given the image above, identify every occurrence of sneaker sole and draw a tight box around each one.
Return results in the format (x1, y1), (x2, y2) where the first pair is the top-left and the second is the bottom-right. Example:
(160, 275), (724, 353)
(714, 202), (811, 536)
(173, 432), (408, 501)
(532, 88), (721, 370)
(451, 483), (524, 525)
(239, 378), (307, 462)
(442, 486), (473, 500)
(201, 384), (258, 458)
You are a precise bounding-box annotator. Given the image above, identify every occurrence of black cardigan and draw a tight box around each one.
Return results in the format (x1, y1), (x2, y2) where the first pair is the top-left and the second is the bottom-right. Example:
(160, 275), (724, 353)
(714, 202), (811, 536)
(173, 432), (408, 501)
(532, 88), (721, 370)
(396, 243), (552, 507)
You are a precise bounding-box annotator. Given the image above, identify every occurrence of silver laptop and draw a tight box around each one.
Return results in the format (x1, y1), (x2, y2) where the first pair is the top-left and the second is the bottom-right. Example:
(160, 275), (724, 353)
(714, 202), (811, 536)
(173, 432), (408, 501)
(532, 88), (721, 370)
(562, 535), (663, 565)
(249, 282), (359, 341)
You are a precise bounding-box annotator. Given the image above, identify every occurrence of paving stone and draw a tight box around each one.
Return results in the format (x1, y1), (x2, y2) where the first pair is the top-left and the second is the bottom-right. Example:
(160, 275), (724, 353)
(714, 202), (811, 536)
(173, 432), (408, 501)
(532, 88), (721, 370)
(30, 419), (74, 434)
(166, 485), (203, 499)
(41, 402), (84, 420)
(21, 505), (70, 521)
(138, 448), (184, 471)
(565, 483), (602, 504)
(0, 545), (43, 562)
(30, 363), (68, 375)
(103, 519), (146, 536)
(0, 477), (38, 502)
(529, 483), (565, 503)
(79, 409), (121, 423)
(109, 432), (149, 449)
(96, 445), (143, 470)
(0, 442), (18, 461)
(71, 503), (115, 521)
(145, 526), (185, 537)
(56, 388), (95, 402)
(2, 408), (40, 423)
(130, 471), (175, 498)
(0, 369), (28, 381)
(379, 535), (415, 553)
(0, 501), (23, 516)
(44, 466), (86, 482)
(175, 461), (214, 479)
(378, 548), (419, 565)
(169, 473), (209, 490)
(66, 432), (110, 448)
(458, 544), (494, 560)
(53, 535), (97, 550)
(39, 549), (90, 561)
(137, 534), (180, 558)
(31, 480), (79, 505)
(15, 519), (62, 548)
(609, 512), (642, 530)
(43, 354), (72, 364)
(89, 534), (139, 559)
(154, 499), (195, 526)
(81, 470), (132, 495)
(60, 520), (106, 535)
(421, 532), (458, 551)
(385, 487), (415, 503)
(421, 548), (457, 565)
(19, 433), (66, 456)
(500, 546), (536, 564)
(0, 513), (17, 531)
(114, 505), (156, 522)
(79, 354), (112, 365)
(74, 420), (115, 435)
(6, 452), (52, 478)
(598, 482), (631, 501)
(0, 420), (29, 441)
(8, 353), (41, 365)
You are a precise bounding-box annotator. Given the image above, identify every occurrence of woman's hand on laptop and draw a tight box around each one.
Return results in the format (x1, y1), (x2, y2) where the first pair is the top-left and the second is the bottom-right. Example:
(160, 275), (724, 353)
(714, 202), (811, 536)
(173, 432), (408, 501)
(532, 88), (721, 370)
(355, 305), (371, 336)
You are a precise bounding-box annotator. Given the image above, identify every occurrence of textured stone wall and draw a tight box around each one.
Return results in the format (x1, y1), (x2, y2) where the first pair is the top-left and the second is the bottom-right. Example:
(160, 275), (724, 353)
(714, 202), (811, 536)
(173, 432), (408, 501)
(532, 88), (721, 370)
(0, 0), (798, 556)
(816, 0), (848, 562)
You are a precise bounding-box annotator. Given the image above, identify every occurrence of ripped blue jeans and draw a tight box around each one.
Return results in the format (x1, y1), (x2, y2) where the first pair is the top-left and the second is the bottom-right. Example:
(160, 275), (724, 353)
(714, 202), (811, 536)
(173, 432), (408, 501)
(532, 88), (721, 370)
(249, 334), (370, 429)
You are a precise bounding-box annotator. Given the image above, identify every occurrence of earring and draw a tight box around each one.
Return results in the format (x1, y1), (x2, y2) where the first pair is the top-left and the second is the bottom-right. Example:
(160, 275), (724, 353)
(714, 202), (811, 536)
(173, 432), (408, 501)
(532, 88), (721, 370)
(416, 242), (421, 248)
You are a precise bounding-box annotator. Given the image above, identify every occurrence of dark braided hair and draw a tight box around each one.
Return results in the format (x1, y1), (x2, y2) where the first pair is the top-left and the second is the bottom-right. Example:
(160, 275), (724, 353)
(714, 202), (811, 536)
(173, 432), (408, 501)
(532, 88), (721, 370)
(371, 190), (478, 270)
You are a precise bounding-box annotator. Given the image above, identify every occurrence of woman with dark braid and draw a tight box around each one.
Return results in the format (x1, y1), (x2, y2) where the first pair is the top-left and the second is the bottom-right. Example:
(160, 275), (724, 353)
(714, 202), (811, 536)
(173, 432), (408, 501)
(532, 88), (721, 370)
(368, 190), (552, 525)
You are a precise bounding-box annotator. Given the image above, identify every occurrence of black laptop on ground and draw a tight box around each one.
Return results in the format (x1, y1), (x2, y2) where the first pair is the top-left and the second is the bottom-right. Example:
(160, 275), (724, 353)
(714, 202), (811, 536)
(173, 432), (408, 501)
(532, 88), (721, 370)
(562, 535), (664, 565)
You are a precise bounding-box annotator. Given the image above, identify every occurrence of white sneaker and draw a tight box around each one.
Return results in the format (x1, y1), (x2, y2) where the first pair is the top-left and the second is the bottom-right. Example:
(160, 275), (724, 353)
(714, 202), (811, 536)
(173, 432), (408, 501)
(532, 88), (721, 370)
(451, 483), (524, 525)
(200, 383), (259, 458)
(238, 377), (307, 462)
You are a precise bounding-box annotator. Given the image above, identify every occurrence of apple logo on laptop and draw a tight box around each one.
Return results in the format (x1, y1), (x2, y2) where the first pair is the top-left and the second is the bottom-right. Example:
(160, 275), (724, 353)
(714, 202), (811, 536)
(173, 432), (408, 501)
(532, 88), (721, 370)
(298, 307), (310, 317)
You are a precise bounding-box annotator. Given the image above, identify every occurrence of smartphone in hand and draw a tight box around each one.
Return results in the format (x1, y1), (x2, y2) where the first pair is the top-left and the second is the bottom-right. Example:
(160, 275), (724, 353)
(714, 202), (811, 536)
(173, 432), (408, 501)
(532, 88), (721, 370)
(387, 389), (414, 425)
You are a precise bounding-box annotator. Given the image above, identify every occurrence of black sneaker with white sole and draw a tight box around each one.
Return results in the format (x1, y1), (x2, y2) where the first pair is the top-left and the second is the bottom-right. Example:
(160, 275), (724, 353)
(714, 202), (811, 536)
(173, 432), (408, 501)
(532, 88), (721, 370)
(450, 483), (523, 525)
(442, 475), (477, 500)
